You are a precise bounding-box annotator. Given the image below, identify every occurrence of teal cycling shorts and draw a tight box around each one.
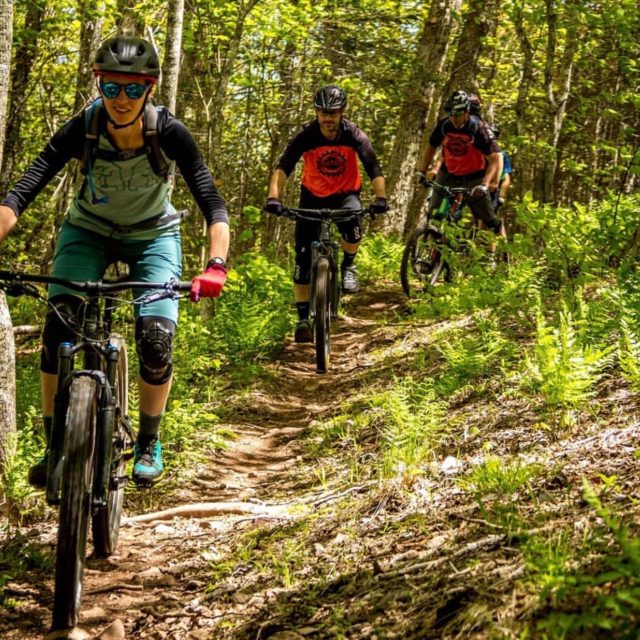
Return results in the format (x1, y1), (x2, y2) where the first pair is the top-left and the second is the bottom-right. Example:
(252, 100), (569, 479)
(48, 220), (183, 322)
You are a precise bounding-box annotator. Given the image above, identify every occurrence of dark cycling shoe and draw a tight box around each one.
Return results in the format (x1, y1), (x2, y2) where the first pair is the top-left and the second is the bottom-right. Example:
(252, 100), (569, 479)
(28, 452), (49, 489)
(294, 319), (313, 343)
(341, 266), (359, 294)
(132, 438), (164, 486)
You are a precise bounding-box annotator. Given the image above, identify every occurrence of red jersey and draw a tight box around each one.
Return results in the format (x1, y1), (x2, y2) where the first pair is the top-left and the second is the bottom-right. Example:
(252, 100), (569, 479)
(277, 119), (383, 198)
(429, 115), (500, 177)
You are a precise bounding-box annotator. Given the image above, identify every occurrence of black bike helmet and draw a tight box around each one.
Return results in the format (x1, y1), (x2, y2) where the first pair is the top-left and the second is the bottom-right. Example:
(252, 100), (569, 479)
(444, 90), (470, 116)
(314, 85), (347, 111)
(93, 36), (160, 81)
(490, 122), (501, 139)
(468, 93), (482, 116)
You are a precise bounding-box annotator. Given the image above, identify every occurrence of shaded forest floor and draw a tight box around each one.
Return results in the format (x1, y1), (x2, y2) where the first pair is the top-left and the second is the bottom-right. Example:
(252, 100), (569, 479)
(2, 280), (640, 639)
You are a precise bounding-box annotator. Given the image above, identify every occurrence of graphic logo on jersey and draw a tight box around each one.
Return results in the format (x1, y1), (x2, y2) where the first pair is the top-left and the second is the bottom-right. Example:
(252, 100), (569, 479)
(445, 132), (472, 157)
(317, 150), (347, 177)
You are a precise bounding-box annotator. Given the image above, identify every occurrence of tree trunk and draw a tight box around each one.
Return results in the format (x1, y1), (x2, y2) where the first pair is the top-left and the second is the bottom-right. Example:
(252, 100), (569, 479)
(538, 0), (579, 203)
(45, 1), (105, 270)
(0, 0), (15, 469)
(384, 0), (462, 235)
(0, 0), (43, 195)
(442, 0), (498, 98)
(116, 0), (145, 35)
(160, 0), (184, 114)
(74, 0), (104, 114)
(0, 291), (15, 469)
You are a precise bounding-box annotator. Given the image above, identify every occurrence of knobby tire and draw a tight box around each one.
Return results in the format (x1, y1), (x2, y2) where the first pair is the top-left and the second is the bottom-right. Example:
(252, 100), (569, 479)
(400, 226), (446, 298)
(52, 376), (98, 631)
(315, 257), (332, 373)
(92, 334), (129, 557)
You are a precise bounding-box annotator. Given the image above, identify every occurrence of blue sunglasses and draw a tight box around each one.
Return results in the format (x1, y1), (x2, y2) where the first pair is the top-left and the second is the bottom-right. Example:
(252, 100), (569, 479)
(99, 80), (149, 100)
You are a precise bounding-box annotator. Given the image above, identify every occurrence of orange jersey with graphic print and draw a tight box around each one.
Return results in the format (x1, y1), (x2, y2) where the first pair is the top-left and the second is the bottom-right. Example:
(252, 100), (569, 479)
(429, 115), (500, 177)
(277, 119), (383, 198)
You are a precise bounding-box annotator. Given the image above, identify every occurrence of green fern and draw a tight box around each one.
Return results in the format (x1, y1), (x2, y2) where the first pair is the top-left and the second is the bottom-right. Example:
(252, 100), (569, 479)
(368, 377), (448, 479)
(522, 302), (613, 424)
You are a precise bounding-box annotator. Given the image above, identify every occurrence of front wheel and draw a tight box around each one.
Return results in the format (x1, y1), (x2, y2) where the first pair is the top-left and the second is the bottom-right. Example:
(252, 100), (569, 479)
(400, 225), (446, 298)
(314, 257), (332, 374)
(92, 335), (130, 558)
(52, 376), (98, 631)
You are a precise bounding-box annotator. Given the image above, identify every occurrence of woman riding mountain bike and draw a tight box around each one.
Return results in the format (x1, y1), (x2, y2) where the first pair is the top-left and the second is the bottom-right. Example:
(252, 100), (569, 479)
(0, 34), (230, 491)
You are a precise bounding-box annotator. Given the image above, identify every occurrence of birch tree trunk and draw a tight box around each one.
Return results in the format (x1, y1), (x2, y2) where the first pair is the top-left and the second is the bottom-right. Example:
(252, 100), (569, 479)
(160, 0), (184, 114)
(0, 0), (16, 468)
(384, 0), (462, 235)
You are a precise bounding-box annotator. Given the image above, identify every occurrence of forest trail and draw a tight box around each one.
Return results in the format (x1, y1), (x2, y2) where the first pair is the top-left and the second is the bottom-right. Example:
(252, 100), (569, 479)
(4, 280), (640, 639)
(1, 285), (409, 640)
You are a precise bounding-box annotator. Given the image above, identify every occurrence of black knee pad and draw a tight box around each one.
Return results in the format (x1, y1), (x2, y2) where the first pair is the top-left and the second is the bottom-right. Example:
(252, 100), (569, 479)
(135, 316), (176, 385)
(294, 245), (312, 285)
(40, 295), (82, 374)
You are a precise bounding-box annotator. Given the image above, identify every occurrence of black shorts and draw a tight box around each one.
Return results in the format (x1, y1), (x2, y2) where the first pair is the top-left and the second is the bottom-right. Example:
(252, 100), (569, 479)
(293, 192), (363, 284)
(429, 170), (501, 232)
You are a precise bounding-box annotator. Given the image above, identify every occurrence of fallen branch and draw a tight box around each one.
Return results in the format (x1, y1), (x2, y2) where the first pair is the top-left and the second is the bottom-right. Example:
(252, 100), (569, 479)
(123, 501), (298, 524)
(13, 325), (40, 336)
(87, 583), (144, 595)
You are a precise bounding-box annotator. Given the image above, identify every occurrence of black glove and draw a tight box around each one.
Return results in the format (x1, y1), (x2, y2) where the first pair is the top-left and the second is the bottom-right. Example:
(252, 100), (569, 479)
(265, 197), (284, 215)
(470, 184), (489, 199)
(370, 197), (389, 215)
(415, 171), (429, 188)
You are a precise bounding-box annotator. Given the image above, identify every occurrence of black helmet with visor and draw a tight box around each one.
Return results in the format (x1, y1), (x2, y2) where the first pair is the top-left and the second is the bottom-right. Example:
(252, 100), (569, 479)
(93, 36), (160, 81)
(314, 85), (347, 111)
(444, 90), (470, 116)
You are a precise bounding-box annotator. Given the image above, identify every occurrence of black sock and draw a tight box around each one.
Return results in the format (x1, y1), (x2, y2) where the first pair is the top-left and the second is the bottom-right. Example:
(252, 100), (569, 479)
(296, 302), (310, 321)
(138, 411), (162, 448)
(43, 416), (53, 448)
(341, 251), (357, 270)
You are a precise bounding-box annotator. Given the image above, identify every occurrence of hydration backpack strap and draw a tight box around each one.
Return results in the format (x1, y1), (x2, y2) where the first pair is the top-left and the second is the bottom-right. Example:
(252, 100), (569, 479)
(80, 99), (103, 176)
(143, 104), (171, 181)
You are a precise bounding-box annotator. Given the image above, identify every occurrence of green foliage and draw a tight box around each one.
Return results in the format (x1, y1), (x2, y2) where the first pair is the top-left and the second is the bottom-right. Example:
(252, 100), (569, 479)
(619, 316), (640, 392)
(529, 480), (640, 638)
(356, 232), (404, 285)
(208, 252), (294, 377)
(521, 301), (612, 426)
(436, 316), (513, 395)
(368, 377), (448, 480)
(0, 408), (46, 522)
(459, 456), (543, 531)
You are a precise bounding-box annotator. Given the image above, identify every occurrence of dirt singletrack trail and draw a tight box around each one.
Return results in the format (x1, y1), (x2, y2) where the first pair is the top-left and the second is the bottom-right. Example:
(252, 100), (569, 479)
(1, 286), (408, 640)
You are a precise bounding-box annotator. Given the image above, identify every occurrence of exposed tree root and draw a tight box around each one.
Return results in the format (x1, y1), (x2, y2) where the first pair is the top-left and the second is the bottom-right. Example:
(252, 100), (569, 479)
(123, 501), (297, 524)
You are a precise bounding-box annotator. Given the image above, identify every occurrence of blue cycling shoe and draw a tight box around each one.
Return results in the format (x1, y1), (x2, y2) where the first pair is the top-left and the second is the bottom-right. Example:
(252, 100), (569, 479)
(132, 438), (164, 486)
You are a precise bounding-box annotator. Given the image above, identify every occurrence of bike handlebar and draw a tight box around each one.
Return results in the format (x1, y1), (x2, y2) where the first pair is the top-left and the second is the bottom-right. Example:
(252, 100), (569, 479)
(266, 207), (373, 223)
(0, 270), (193, 299)
(421, 180), (475, 197)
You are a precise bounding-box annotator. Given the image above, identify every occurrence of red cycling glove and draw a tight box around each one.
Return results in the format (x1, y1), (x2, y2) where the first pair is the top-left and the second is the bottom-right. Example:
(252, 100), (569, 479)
(190, 264), (227, 302)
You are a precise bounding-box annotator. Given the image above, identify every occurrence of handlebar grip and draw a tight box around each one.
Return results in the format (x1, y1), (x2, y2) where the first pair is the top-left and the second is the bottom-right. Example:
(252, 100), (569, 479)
(190, 280), (200, 303)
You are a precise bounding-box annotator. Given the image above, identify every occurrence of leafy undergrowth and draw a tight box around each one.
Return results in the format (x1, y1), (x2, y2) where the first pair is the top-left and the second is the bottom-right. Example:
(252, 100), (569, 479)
(3, 204), (640, 638)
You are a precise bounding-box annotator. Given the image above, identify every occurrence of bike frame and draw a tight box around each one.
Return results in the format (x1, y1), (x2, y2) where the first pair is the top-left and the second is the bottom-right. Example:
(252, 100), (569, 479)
(47, 294), (121, 510)
(309, 220), (341, 322)
(0, 271), (191, 507)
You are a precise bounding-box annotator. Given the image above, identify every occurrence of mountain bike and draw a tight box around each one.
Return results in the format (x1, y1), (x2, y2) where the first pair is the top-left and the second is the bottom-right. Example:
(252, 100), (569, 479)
(400, 181), (481, 298)
(270, 207), (372, 373)
(0, 269), (192, 631)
